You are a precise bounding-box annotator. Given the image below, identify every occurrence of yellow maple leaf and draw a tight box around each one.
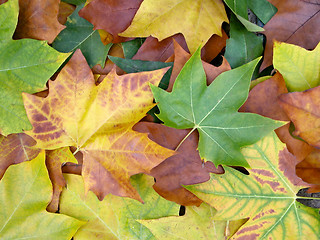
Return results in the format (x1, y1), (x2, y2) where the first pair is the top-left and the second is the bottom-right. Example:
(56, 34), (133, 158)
(22, 49), (174, 201)
(119, 0), (229, 53)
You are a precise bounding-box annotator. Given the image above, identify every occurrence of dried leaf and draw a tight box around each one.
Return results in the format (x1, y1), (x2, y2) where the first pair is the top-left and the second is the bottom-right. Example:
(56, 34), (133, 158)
(134, 122), (224, 206)
(279, 85), (320, 148)
(23, 50), (173, 201)
(46, 147), (78, 212)
(14, 0), (65, 43)
(262, 0), (320, 70)
(78, 0), (143, 43)
(0, 133), (40, 179)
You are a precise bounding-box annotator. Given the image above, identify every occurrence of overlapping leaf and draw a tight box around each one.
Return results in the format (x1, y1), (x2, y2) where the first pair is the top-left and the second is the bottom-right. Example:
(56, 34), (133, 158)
(225, 14), (263, 71)
(0, 133), (40, 179)
(134, 122), (223, 206)
(152, 49), (283, 167)
(186, 132), (320, 239)
(119, 0), (229, 53)
(279, 85), (320, 148)
(14, 0), (65, 43)
(0, 0), (69, 135)
(0, 151), (83, 238)
(262, 0), (320, 70)
(273, 41), (320, 92)
(79, 0), (143, 43)
(23, 50), (173, 201)
(60, 173), (179, 239)
(139, 203), (244, 239)
(53, 3), (112, 68)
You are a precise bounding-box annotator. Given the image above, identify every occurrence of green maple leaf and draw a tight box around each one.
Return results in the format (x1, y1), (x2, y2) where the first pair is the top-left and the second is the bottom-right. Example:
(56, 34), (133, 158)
(0, 151), (84, 239)
(151, 48), (284, 167)
(0, 0), (69, 136)
(52, 3), (111, 68)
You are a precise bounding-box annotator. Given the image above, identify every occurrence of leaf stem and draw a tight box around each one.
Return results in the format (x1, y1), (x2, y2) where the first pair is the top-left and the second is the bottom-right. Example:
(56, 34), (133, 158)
(73, 147), (80, 155)
(175, 127), (197, 151)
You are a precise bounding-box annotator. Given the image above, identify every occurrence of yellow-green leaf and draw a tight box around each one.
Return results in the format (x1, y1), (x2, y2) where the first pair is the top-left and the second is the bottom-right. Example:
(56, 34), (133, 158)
(273, 41), (320, 92)
(23, 50), (173, 201)
(0, 150), (84, 239)
(186, 132), (320, 239)
(139, 203), (246, 240)
(119, 0), (229, 53)
(60, 173), (180, 240)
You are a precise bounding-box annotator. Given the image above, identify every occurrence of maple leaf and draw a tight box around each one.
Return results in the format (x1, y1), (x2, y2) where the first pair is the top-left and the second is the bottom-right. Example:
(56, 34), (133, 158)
(0, 133), (40, 179)
(134, 122), (224, 206)
(167, 39), (231, 92)
(240, 72), (313, 162)
(46, 147), (78, 212)
(60, 173), (179, 239)
(78, 0), (143, 43)
(57, 2), (76, 25)
(0, 0), (69, 136)
(0, 151), (84, 238)
(297, 149), (320, 193)
(186, 132), (320, 239)
(14, 0), (65, 43)
(279, 85), (320, 148)
(119, 0), (229, 53)
(225, 14), (264, 70)
(223, 0), (267, 32)
(151, 49), (283, 167)
(261, 0), (320, 70)
(273, 41), (320, 92)
(22, 49), (174, 201)
(139, 203), (246, 239)
(52, 3), (112, 68)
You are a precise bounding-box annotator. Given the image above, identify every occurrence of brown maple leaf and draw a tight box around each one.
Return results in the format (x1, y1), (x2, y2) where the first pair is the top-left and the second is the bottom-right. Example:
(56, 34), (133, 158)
(79, 0), (143, 43)
(22, 49), (174, 201)
(0, 133), (40, 180)
(261, 0), (320, 70)
(13, 0), (65, 43)
(240, 73), (313, 161)
(134, 122), (224, 206)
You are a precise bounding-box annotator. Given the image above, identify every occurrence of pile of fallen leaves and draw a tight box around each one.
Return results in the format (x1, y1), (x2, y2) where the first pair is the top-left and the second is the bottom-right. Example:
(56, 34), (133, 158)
(0, 0), (320, 239)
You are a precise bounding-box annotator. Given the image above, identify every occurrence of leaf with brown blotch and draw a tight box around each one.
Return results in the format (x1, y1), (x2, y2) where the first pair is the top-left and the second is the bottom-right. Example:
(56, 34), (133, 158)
(23, 49), (174, 201)
(46, 147), (78, 213)
(279, 86), (320, 148)
(0, 133), (40, 180)
(296, 149), (320, 193)
(13, 0), (65, 43)
(261, 0), (320, 70)
(167, 39), (231, 92)
(187, 132), (320, 239)
(240, 72), (313, 162)
(78, 0), (143, 43)
(134, 122), (224, 206)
